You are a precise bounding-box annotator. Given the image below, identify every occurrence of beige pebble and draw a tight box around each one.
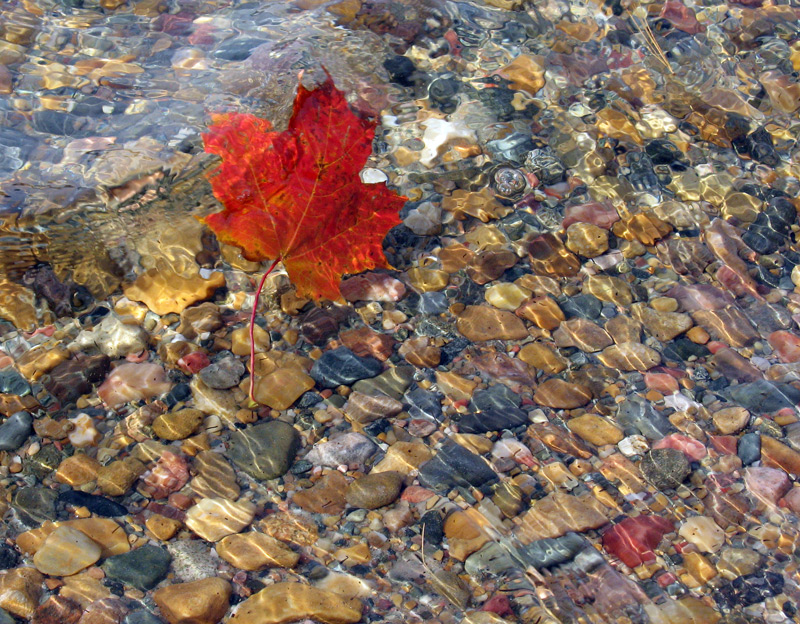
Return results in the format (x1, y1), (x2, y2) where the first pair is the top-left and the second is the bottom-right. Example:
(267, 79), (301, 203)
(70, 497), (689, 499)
(216, 532), (299, 570)
(153, 577), (232, 624)
(185, 497), (256, 542)
(33, 526), (102, 576)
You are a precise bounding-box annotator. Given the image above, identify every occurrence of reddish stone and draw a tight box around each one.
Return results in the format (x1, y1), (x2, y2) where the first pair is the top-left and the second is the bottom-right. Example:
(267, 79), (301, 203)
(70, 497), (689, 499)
(644, 372), (679, 394)
(709, 436), (738, 455)
(562, 200), (620, 230)
(768, 330), (800, 363)
(138, 451), (190, 499)
(602, 515), (674, 568)
(33, 596), (83, 624)
(177, 351), (211, 375)
(400, 485), (436, 503)
(782, 487), (800, 513)
(745, 466), (791, 505)
(481, 594), (514, 617)
(656, 572), (679, 588)
(340, 326), (396, 361)
(653, 433), (707, 461)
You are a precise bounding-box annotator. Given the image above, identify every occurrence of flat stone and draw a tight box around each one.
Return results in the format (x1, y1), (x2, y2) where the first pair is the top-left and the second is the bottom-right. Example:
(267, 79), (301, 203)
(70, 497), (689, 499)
(567, 414), (624, 446)
(724, 380), (800, 413)
(229, 421), (301, 480)
(761, 435), (800, 476)
(32, 595), (83, 624)
(565, 222), (609, 257)
(13, 487), (57, 526)
(229, 582), (362, 624)
(597, 342), (661, 371)
(185, 497), (256, 542)
(97, 457), (146, 497)
(292, 471), (348, 515)
(583, 275), (633, 306)
(253, 368), (315, 410)
(191, 451), (240, 501)
(456, 305), (529, 341)
(518, 492), (608, 542)
(712, 407), (750, 434)
(0, 411), (32, 451)
(744, 466), (791, 506)
(97, 362), (172, 408)
(342, 391), (403, 424)
(515, 296), (564, 330)
(678, 516), (725, 553)
(553, 318), (612, 352)
(418, 440), (498, 493)
(485, 283), (530, 311)
(33, 526), (101, 576)
(604, 315), (642, 343)
(345, 471), (404, 509)
(640, 448), (690, 490)
(310, 347), (382, 389)
(216, 532), (299, 570)
(198, 356), (245, 389)
(534, 378), (592, 409)
(102, 545), (171, 591)
(616, 395), (673, 440)
(153, 577), (231, 624)
(70, 314), (148, 359)
(123, 268), (225, 316)
(55, 453), (101, 487)
(518, 342), (567, 374)
(631, 303), (693, 342)
(372, 442), (433, 475)
(153, 408), (204, 440)
(0, 567), (44, 619)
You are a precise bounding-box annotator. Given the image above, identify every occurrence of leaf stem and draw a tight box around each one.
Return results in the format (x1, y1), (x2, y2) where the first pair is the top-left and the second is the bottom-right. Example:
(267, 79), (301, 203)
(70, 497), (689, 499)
(249, 256), (281, 403)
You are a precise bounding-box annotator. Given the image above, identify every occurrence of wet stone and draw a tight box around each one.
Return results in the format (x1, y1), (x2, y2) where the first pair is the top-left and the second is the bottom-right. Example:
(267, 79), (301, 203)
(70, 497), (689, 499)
(418, 439), (498, 493)
(640, 448), (690, 490)
(345, 471), (404, 509)
(58, 491), (127, 517)
(737, 432), (761, 466)
(102, 545), (171, 591)
(310, 347), (382, 389)
(404, 386), (443, 421)
(229, 421), (301, 480)
(306, 433), (378, 467)
(13, 487), (58, 526)
(520, 533), (588, 569)
(153, 578), (231, 624)
(197, 356), (245, 390)
(0, 368), (30, 396)
(0, 411), (32, 451)
(724, 380), (800, 413)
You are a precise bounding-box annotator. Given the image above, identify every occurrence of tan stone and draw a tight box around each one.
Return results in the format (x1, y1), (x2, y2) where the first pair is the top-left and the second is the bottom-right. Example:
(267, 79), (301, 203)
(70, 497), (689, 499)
(644, 597), (721, 624)
(253, 368), (315, 410)
(231, 324), (271, 356)
(372, 442), (433, 475)
(679, 516), (725, 553)
(335, 543), (371, 566)
(485, 283), (530, 311)
(567, 414), (624, 446)
(684, 552), (717, 584)
(33, 526), (102, 576)
(17, 519), (128, 559)
(534, 378), (592, 409)
(191, 451), (240, 501)
(518, 492), (608, 542)
(406, 268), (449, 292)
(185, 497), (256, 542)
(443, 510), (490, 561)
(515, 296), (564, 330)
(604, 315), (642, 343)
(16, 345), (70, 381)
(153, 408), (204, 440)
(496, 54), (545, 95)
(553, 318), (613, 352)
(565, 222), (609, 257)
(97, 457), (146, 497)
(583, 275), (633, 306)
(712, 407), (749, 435)
(217, 532), (299, 571)
(0, 280), (37, 331)
(292, 471), (348, 515)
(229, 582), (362, 624)
(123, 268), (225, 315)
(527, 233), (580, 277)
(55, 453), (101, 487)
(153, 577), (231, 624)
(146, 515), (182, 541)
(435, 371), (478, 401)
(632, 303), (692, 342)
(0, 567), (44, 618)
(518, 342), (567, 374)
(761, 435), (800, 477)
(443, 188), (513, 222)
(259, 512), (318, 548)
(598, 342), (661, 371)
(456, 305), (529, 341)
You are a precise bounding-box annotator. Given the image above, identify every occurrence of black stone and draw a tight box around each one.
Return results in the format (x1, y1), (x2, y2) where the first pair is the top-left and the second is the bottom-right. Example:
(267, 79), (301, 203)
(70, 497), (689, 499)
(310, 347), (382, 389)
(404, 386), (443, 421)
(640, 448), (690, 490)
(419, 510), (445, 545)
(384, 55), (417, 86)
(471, 384), (521, 411)
(714, 571), (784, 609)
(724, 380), (800, 413)
(662, 338), (710, 362)
(211, 38), (264, 61)
(418, 439), (498, 493)
(0, 368), (30, 397)
(737, 432), (761, 466)
(560, 294), (602, 320)
(58, 490), (127, 517)
(0, 545), (19, 570)
(102, 545), (171, 591)
(428, 77), (460, 113)
(439, 337), (470, 366)
(645, 139), (683, 165)
(458, 407), (528, 433)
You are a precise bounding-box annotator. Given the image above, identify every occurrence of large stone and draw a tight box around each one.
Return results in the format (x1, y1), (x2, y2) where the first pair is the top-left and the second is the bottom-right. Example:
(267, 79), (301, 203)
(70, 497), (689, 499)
(102, 545), (171, 591)
(216, 532), (299, 571)
(631, 303), (692, 341)
(191, 451), (240, 501)
(310, 347), (382, 389)
(153, 577), (231, 624)
(456, 306), (529, 341)
(152, 408), (204, 440)
(0, 568), (43, 618)
(345, 471), (404, 509)
(678, 516), (725, 553)
(292, 471), (348, 515)
(518, 492), (608, 542)
(533, 379), (592, 409)
(229, 582), (362, 624)
(567, 414), (624, 446)
(229, 421), (301, 480)
(640, 448), (690, 490)
(123, 268), (225, 315)
(253, 368), (315, 410)
(598, 342), (661, 371)
(0, 412), (32, 451)
(553, 318), (612, 352)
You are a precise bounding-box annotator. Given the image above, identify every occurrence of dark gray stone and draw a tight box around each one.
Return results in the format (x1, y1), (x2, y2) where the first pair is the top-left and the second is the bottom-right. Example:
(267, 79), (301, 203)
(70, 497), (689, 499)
(521, 533), (589, 569)
(229, 420), (300, 480)
(737, 432), (761, 466)
(725, 380), (800, 412)
(616, 395), (673, 440)
(0, 412), (32, 451)
(310, 347), (383, 389)
(417, 291), (449, 315)
(13, 487), (58, 526)
(418, 439), (498, 493)
(464, 542), (516, 577)
(0, 368), (30, 397)
(102, 544), (171, 591)
(639, 448), (690, 490)
(404, 386), (443, 421)
(352, 366), (413, 400)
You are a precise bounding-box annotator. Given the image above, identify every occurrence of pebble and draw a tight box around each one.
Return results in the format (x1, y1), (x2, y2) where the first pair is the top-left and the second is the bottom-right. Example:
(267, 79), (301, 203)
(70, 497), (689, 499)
(306, 433), (378, 467)
(216, 532), (299, 570)
(292, 470), (348, 515)
(456, 305), (529, 341)
(153, 578), (231, 624)
(228, 421), (300, 480)
(253, 367), (315, 410)
(533, 379), (592, 409)
(345, 471), (404, 509)
(0, 411), (32, 451)
(678, 516), (725, 553)
(597, 342), (661, 371)
(101, 544), (171, 591)
(310, 347), (383, 389)
(184, 497), (256, 542)
(640, 448), (690, 490)
(0, 567), (44, 619)
(197, 356), (245, 389)
(152, 408), (204, 440)
(32, 525), (101, 576)
(519, 492), (608, 542)
(229, 582), (362, 624)
(97, 362), (172, 408)
(567, 414), (623, 446)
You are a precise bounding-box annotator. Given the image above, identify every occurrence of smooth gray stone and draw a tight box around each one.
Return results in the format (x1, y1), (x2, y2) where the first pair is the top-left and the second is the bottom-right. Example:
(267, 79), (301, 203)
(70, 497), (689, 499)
(228, 420), (300, 480)
(0, 411), (32, 451)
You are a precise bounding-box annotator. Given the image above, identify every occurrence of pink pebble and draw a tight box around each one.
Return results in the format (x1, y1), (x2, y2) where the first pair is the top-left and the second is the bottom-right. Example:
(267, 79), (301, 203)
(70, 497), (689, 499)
(782, 487), (800, 513)
(97, 362), (172, 408)
(401, 485), (436, 503)
(177, 351), (211, 375)
(744, 466), (791, 506)
(340, 272), (406, 302)
(660, 0), (705, 34)
(644, 372), (679, 395)
(768, 330), (800, 363)
(562, 200), (620, 230)
(653, 433), (707, 461)
(708, 436), (738, 455)
(482, 594), (514, 617)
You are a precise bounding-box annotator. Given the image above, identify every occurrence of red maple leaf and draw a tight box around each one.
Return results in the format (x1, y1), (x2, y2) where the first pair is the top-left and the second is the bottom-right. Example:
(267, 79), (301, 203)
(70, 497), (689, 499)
(201, 71), (405, 399)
